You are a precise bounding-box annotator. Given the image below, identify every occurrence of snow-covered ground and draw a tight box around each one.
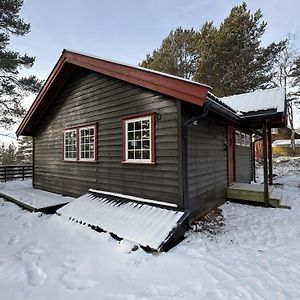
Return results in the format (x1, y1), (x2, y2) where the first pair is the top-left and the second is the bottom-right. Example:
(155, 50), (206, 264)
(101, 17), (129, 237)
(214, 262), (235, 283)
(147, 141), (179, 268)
(0, 157), (300, 300)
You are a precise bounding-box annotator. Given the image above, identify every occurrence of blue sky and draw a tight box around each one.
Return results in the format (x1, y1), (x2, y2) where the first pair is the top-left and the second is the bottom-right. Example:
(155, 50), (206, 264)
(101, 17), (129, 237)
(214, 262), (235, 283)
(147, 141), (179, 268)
(2, 0), (300, 143)
(10, 0), (300, 80)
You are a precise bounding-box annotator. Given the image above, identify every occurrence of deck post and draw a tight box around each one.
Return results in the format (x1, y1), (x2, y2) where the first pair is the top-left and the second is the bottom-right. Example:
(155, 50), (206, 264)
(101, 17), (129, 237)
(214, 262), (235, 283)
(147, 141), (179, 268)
(267, 124), (273, 185)
(262, 122), (269, 206)
(251, 135), (256, 182)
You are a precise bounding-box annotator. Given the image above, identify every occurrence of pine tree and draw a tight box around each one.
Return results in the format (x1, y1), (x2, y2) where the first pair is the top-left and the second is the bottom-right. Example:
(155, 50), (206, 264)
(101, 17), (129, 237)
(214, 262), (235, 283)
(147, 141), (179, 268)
(0, 0), (42, 128)
(194, 2), (285, 96)
(0, 143), (5, 165)
(272, 35), (300, 154)
(140, 27), (199, 79)
(140, 3), (285, 96)
(16, 136), (32, 163)
(2, 142), (17, 165)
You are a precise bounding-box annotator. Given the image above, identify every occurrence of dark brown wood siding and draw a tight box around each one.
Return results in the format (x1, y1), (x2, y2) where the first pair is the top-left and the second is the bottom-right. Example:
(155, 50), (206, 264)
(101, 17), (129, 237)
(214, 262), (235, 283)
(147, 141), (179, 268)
(33, 67), (181, 206)
(236, 145), (252, 183)
(186, 114), (228, 217)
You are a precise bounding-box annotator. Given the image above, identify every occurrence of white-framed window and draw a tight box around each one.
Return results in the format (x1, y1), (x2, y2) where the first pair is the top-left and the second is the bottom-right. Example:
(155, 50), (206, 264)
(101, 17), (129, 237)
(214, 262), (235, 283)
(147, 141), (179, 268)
(241, 133), (246, 146)
(64, 129), (77, 160)
(245, 135), (251, 147)
(79, 126), (96, 161)
(123, 113), (155, 163)
(63, 124), (97, 162)
(235, 130), (251, 147)
(235, 131), (241, 146)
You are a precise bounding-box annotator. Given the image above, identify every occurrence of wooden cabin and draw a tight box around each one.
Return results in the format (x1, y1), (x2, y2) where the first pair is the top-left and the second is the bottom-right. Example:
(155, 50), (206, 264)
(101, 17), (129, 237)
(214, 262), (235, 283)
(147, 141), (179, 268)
(16, 50), (287, 219)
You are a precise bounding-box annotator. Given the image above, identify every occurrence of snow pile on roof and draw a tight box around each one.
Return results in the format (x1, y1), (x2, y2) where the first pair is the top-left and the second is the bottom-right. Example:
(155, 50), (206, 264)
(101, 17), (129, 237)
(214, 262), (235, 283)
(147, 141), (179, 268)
(57, 191), (188, 251)
(219, 87), (285, 113)
(272, 139), (300, 147)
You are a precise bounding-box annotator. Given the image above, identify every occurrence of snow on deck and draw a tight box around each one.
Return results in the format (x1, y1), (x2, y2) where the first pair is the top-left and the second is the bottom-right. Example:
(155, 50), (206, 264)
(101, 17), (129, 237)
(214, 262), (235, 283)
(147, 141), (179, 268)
(0, 179), (74, 211)
(220, 87), (285, 113)
(57, 191), (188, 251)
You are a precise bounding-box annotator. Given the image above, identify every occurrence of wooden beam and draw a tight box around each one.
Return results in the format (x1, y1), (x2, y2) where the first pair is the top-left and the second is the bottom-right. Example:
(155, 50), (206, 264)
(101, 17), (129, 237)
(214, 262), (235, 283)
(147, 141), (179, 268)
(262, 122), (269, 206)
(267, 124), (273, 185)
(251, 135), (256, 182)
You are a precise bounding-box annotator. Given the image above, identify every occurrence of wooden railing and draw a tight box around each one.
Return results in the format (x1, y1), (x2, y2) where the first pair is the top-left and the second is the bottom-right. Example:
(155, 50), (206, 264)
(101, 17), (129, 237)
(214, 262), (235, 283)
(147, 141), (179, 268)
(0, 165), (33, 182)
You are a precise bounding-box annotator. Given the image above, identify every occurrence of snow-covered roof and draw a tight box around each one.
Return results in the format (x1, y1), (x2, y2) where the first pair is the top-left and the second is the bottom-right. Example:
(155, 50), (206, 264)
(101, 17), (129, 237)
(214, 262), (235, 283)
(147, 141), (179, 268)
(219, 87), (286, 114)
(272, 139), (300, 147)
(57, 191), (188, 251)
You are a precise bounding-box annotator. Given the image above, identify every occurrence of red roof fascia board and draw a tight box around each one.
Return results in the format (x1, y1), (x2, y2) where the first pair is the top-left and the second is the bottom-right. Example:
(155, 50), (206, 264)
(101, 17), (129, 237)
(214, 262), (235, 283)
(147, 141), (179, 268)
(17, 50), (209, 136)
(16, 55), (69, 136)
(64, 52), (208, 106)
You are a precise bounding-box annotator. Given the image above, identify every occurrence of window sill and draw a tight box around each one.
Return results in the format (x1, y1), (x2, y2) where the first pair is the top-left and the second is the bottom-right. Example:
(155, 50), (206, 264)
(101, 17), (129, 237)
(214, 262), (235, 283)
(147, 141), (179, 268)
(122, 161), (156, 165)
(62, 160), (98, 163)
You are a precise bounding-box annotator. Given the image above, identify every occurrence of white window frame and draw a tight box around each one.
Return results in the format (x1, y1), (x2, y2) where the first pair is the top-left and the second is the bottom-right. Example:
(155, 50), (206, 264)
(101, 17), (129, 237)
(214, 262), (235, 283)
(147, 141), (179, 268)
(79, 125), (96, 161)
(235, 131), (241, 146)
(124, 115), (152, 163)
(64, 129), (77, 161)
(235, 130), (251, 148)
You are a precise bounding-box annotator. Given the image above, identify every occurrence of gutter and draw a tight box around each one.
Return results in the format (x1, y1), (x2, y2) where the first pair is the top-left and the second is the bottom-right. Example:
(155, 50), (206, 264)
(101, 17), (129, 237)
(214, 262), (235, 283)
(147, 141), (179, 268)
(206, 94), (240, 123)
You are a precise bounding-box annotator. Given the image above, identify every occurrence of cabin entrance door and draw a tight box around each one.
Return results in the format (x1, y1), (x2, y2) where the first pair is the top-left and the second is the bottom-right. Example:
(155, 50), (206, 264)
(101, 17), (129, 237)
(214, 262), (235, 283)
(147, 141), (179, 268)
(227, 126), (236, 185)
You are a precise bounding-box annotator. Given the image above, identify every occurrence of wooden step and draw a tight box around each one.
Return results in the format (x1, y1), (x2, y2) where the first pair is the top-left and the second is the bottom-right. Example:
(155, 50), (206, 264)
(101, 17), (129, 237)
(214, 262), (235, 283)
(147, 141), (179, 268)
(227, 183), (290, 209)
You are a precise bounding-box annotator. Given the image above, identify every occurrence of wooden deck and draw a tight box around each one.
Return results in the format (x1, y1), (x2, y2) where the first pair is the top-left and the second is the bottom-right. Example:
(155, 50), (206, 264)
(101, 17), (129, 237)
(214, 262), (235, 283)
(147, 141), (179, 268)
(227, 183), (290, 209)
(0, 181), (74, 213)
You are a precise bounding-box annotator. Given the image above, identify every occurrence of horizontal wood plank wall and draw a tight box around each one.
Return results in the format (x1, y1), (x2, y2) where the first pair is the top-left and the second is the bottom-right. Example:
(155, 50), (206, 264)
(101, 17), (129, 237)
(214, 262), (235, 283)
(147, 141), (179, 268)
(186, 115), (228, 217)
(34, 67), (181, 206)
(235, 145), (252, 183)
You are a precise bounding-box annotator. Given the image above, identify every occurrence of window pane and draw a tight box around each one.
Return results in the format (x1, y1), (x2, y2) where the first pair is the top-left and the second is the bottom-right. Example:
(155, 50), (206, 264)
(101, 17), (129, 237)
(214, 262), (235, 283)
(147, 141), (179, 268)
(142, 130), (149, 139)
(135, 131), (141, 140)
(142, 120), (149, 129)
(128, 132), (134, 141)
(135, 141), (141, 149)
(128, 141), (134, 150)
(142, 140), (150, 149)
(128, 151), (134, 159)
(128, 122), (134, 131)
(143, 150), (150, 159)
(135, 150), (141, 159)
(135, 121), (141, 130)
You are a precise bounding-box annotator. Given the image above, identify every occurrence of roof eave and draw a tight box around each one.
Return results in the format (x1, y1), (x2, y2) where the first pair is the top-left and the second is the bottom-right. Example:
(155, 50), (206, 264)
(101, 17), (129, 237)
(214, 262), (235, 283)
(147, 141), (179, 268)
(17, 50), (210, 136)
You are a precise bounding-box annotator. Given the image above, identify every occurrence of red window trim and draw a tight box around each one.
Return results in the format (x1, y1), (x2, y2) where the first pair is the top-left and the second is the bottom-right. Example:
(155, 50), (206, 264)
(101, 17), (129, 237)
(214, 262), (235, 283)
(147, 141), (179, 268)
(122, 112), (156, 164)
(62, 123), (97, 162)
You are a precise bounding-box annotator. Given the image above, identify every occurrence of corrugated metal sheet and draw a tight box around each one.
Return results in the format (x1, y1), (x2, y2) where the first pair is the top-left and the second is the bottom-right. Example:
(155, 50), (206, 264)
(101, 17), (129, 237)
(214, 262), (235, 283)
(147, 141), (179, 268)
(57, 191), (189, 251)
(219, 87), (285, 113)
